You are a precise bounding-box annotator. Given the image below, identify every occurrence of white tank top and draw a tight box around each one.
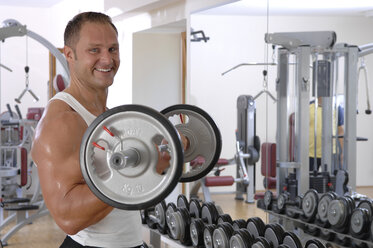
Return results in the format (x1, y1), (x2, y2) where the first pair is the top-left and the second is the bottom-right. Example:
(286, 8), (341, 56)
(51, 92), (143, 247)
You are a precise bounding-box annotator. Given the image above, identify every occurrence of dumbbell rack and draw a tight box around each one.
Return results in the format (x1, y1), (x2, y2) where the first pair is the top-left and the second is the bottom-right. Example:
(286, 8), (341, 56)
(265, 209), (373, 248)
(142, 225), (193, 248)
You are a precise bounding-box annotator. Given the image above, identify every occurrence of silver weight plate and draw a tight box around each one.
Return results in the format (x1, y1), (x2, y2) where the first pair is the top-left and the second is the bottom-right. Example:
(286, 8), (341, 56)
(263, 190), (273, 208)
(350, 209), (365, 234)
(327, 199), (345, 226)
(204, 228), (214, 248)
(154, 202), (166, 228)
(230, 234), (246, 248)
(190, 221), (200, 246)
(161, 104), (222, 182)
(302, 190), (318, 218)
(213, 227), (229, 248)
(169, 211), (185, 240)
(80, 105), (183, 210)
(318, 193), (334, 223)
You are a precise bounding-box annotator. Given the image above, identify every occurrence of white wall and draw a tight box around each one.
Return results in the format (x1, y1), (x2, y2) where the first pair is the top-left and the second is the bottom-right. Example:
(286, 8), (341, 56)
(190, 14), (373, 190)
(132, 33), (182, 111)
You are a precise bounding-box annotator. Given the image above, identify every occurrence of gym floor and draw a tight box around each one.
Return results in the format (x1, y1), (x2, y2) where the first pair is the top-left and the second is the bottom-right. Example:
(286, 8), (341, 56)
(2, 187), (373, 248)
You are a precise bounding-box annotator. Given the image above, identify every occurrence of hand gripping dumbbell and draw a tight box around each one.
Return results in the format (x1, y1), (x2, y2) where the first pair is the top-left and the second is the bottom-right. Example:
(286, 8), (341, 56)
(80, 104), (222, 210)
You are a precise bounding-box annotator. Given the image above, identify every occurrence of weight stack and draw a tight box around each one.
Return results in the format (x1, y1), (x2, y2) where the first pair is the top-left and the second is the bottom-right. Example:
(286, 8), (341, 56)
(309, 172), (336, 194)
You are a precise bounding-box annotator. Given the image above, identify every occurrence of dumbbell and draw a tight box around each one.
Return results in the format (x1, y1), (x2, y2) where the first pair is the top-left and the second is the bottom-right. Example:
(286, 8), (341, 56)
(190, 202), (223, 247)
(349, 199), (373, 239)
(327, 195), (355, 233)
(301, 189), (319, 223)
(80, 104), (222, 210)
(229, 229), (255, 248)
(212, 222), (235, 248)
(170, 201), (221, 246)
(246, 217), (266, 239)
(263, 223), (285, 248)
(316, 191), (338, 227)
(168, 207), (193, 245)
(276, 192), (303, 218)
(304, 239), (327, 248)
(141, 201), (168, 232)
(280, 232), (303, 248)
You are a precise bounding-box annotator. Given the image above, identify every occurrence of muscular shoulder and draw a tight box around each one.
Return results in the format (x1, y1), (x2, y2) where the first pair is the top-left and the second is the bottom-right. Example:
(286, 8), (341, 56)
(32, 100), (87, 161)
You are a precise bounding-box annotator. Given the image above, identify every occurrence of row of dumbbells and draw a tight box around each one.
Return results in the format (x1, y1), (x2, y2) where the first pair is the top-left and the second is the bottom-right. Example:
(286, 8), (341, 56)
(262, 189), (373, 246)
(141, 194), (330, 248)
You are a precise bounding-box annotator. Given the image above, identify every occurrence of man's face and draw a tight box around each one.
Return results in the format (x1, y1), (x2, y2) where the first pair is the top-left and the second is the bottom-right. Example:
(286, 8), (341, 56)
(67, 22), (120, 89)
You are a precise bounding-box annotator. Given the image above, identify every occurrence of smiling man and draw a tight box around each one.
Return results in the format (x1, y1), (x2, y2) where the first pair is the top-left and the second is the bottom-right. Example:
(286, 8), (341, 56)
(31, 12), (158, 248)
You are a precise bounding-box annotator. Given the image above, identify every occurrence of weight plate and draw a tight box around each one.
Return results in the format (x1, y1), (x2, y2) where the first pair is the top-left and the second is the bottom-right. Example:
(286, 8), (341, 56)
(317, 192), (335, 223)
(283, 232), (302, 248)
(246, 217), (265, 238)
(218, 214), (233, 224)
(177, 194), (188, 208)
(213, 227), (230, 248)
(161, 104), (222, 182)
(350, 208), (369, 237)
(201, 202), (219, 224)
(263, 190), (273, 209)
(232, 219), (247, 230)
(277, 193), (289, 212)
(252, 237), (272, 248)
(302, 189), (319, 218)
(155, 200), (167, 234)
(80, 105), (183, 210)
(327, 199), (347, 227)
(166, 202), (177, 230)
(264, 224), (284, 247)
(215, 204), (224, 215)
(305, 239), (325, 248)
(189, 199), (201, 219)
(230, 233), (247, 248)
(357, 199), (373, 218)
(190, 219), (205, 247)
(168, 210), (185, 240)
(203, 224), (216, 248)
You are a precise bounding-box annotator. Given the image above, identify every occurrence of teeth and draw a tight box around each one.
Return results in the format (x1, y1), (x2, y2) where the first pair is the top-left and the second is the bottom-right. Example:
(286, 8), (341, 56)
(96, 68), (111, 72)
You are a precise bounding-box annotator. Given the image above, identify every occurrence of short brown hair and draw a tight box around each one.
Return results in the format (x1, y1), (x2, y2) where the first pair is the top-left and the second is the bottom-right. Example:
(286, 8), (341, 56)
(64, 12), (118, 48)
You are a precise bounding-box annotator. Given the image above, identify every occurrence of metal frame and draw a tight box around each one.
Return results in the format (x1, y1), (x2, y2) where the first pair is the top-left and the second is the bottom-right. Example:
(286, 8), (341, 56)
(267, 31), (359, 197)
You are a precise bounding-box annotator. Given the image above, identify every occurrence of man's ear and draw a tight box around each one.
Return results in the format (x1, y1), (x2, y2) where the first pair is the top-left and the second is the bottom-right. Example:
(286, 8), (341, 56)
(63, 45), (75, 62)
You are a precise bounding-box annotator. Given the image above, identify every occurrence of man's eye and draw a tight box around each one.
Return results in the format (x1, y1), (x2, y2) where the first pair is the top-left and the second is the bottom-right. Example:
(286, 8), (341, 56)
(109, 47), (117, 53)
(90, 48), (98, 53)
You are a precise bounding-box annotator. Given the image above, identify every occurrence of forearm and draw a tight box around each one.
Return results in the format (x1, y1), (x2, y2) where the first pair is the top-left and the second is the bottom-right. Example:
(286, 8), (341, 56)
(45, 182), (113, 235)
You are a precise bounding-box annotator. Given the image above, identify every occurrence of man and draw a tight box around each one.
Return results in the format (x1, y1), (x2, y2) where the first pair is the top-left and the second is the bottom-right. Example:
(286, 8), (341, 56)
(309, 97), (344, 172)
(31, 12), (173, 248)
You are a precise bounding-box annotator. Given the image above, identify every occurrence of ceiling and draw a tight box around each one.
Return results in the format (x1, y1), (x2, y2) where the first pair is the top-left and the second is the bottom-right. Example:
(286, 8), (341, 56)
(0, 0), (64, 8)
(199, 0), (373, 17)
(1, 0), (373, 17)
